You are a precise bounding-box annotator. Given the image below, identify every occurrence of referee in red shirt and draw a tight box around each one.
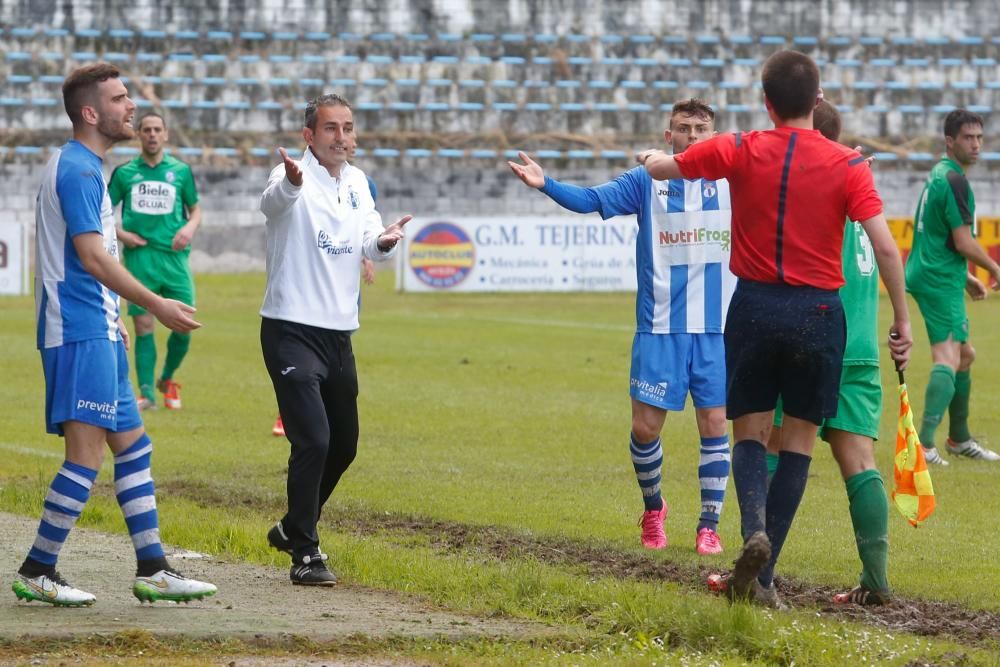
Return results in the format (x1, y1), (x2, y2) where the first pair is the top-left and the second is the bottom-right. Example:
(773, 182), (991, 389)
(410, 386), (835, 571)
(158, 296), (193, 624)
(639, 51), (912, 603)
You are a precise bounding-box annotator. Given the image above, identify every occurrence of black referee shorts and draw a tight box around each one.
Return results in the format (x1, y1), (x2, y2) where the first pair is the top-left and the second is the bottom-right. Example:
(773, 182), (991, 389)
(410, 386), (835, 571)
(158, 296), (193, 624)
(724, 280), (846, 425)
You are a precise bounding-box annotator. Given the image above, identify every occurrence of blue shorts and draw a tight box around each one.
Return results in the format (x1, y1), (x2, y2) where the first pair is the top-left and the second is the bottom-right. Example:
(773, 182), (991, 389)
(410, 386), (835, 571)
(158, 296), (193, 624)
(725, 280), (845, 425)
(41, 338), (143, 436)
(629, 332), (726, 411)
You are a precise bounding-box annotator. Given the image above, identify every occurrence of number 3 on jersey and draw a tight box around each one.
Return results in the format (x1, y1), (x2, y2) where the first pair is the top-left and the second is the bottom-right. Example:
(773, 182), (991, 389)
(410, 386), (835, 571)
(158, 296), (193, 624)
(853, 221), (875, 276)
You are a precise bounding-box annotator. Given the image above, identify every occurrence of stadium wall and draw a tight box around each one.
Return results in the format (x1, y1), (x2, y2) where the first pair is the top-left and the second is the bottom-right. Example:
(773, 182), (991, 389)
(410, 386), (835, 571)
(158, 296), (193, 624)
(2, 0), (995, 37)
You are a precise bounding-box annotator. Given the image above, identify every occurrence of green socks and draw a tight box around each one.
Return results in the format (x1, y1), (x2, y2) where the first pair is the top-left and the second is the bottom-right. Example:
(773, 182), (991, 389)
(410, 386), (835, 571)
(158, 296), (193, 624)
(845, 469), (890, 594)
(160, 332), (191, 382)
(948, 370), (972, 443)
(765, 452), (779, 486)
(134, 333), (157, 401)
(919, 364), (956, 448)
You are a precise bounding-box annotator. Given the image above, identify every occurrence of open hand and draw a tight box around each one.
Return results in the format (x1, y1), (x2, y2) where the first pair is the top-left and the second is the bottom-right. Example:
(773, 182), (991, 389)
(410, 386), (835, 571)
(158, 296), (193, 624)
(278, 147), (303, 187)
(378, 215), (413, 252)
(507, 151), (545, 189)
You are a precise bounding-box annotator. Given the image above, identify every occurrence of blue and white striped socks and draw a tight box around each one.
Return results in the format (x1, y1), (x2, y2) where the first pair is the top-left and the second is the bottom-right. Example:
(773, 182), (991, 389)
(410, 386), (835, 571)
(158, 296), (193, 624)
(25, 461), (98, 569)
(630, 434), (664, 511)
(698, 435), (731, 531)
(114, 434), (165, 562)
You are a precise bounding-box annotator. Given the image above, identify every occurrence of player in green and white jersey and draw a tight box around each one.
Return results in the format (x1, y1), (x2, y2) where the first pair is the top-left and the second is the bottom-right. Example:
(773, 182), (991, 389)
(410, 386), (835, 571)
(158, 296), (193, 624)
(108, 113), (201, 411)
(905, 109), (1000, 464)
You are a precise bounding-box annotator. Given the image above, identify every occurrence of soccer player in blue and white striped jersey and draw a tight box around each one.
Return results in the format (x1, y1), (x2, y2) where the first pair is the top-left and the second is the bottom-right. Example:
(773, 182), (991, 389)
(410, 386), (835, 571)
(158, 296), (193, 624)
(509, 99), (734, 555)
(12, 63), (216, 607)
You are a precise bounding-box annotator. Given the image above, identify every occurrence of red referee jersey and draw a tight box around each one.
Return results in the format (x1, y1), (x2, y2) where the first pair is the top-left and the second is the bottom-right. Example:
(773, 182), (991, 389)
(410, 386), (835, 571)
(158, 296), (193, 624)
(674, 127), (882, 290)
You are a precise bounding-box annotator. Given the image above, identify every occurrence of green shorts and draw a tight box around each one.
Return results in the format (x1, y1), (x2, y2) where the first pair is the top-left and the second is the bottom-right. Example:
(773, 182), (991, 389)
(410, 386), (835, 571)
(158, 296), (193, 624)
(123, 246), (195, 316)
(773, 364), (882, 441)
(910, 289), (969, 345)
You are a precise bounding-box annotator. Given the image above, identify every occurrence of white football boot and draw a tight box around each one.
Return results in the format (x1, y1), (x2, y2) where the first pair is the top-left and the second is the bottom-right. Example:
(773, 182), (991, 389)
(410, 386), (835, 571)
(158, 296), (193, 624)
(132, 569), (217, 603)
(12, 571), (96, 607)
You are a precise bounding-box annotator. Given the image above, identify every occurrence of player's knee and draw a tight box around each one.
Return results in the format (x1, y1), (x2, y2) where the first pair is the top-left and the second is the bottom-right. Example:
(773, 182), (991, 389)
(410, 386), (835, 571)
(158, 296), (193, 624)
(630, 418), (660, 444)
(699, 410), (728, 438)
(960, 344), (976, 369)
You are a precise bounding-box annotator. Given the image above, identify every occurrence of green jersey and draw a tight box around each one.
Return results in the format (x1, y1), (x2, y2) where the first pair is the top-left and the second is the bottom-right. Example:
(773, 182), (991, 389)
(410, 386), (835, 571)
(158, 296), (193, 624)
(905, 157), (974, 295)
(108, 154), (199, 253)
(841, 219), (880, 365)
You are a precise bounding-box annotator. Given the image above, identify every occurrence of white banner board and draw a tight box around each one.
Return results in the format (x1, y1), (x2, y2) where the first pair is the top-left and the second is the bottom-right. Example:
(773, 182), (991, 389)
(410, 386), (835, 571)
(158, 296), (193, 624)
(0, 222), (28, 296)
(397, 217), (638, 292)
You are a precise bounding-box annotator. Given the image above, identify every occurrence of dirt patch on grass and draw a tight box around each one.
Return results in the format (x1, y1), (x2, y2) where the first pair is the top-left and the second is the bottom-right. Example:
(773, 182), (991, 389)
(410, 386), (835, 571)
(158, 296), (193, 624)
(154, 479), (1000, 646)
(0, 512), (552, 645)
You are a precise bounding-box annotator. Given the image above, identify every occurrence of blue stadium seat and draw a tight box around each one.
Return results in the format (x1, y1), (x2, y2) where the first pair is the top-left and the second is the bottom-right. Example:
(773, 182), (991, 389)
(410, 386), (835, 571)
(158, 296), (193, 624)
(981, 152), (1000, 162)
(536, 150), (562, 159)
(556, 80), (581, 88)
(236, 77), (261, 86)
(370, 32), (395, 41)
(595, 102), (618, 112)
(907, 152), (934, 161)
(141, 76), (162, 84)
(957, 36), (983, 45)
(630, 35), (656, 44)
(600, 35), (623, 44)
(177, 147), (203, 157)
(9, 28), (36, 37)
(634, 58), (658, 67)
(14, 146), (43, 156)
(193, 101), (219, 110)
(367, 55), (394, 65)
(560, 103), (586, 111)
(931, 104), (957, 113)
(973, 58), (997, 67)
(729, 35), (754, 45)
(653, 81), (679, 89)
(588, 80), (613, 89)
(406, 33), (430, 41)
(39, 75), (64, 84)
(863, 104), (889, 113)
(734, 57), (758, 66)
(72, 51), (98, 60)
(471, 149), (497, 158)
(568, 56), (593, 65)
(108, 29), (134, 38)
(760, 35), (785, 45)
(438, 149), (465, 158)
(870, 58), (896, 67)
(621, 80), (646, 89)
(534, 34), (557, 43)
(432, 55), (459, 65)
(167, 76), (194, 85)
(601, 150), (628, 159)
(273, 31), (298, 40)
(493, 102), (518, 111)
(389, 102), (417, 111)
(7, 75), (32, 84)
(687, 81), (711, 89)
(471, 33), (495, 42)
(250, 147), (272, 157)
(458, 102), (485, 111)
(42, 28), (67, 37)
(334, 55), (360, 64)
(400, 55), (426, 64)
(423, 102), (450, 111)
(213, 148), (238, 157)
(898, 104), (925, 114)
(174, 30), (198, 40)
(885, 81), (911, 91)
(136, 52), (163, 62)
(967, 104), (991, 114)
(207, 31), (233, 40)
(700, 58), (725, 68)
(5, 51), (31, 61)
(903, 58), (929, 67)
(533, 56), (554, 65)
(859, 36), (883, 45)
(362, 78), (389, 87)
(168, 53), (196, 62)
(502, 33), (526, 42)
(566, 34), (589, 43)
(405, 149), (433, 158)
(269, 55), (294, 64)
(459, 79), (485, 88)
(526, 102), (552, 111)
(301, 55), (326, 64)
(492, 79), (517, 88)
(140, 29), (166, 39)
(31, 98), (58, 107)
(828, 36), (852, 46)
(627, 103), (653, 112)
(918, 81), (945, 90)
(76, 28), (102, 38)
(500, 56), (526, 65)
(356, 102), (383, 111)
(427, 78), (452, 87)
(925, 36), (950, 45)
(951, 81), (977, 90)
(338, 32), (361, 41)
(567, 150), (594, 159)
(240, 31), (265, 40)
(873, 152), (898, 161)
(304, 31), (331, 41)
(503, 150), (521, 159)
(204, 54), (232, 63)
(436, 33), (462, 42)
(373, 148), (401, 157)
(793, 36), (819, 45)
(162, 100), (187, 109)
(938, 58), (964, 66)
(224, 101), (251, 110)
(891, 36), (916, 45)
(834, 58), (861, 67)
(104, 52), (130, 62)
(719, 81), (744, 89)
(257, 101), (283, 111)
(726, 104), (753, 113)
(299, 78), (325, 88)
(696, 35), (721, 44)
(854, 81), (878, 90)
(468, 55), (491, 64)
(835, 104), (853, 114)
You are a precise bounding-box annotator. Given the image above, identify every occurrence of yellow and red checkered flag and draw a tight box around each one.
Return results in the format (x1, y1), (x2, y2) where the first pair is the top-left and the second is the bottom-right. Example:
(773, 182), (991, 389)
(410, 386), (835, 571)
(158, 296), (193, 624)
(891, 376), (936, 526)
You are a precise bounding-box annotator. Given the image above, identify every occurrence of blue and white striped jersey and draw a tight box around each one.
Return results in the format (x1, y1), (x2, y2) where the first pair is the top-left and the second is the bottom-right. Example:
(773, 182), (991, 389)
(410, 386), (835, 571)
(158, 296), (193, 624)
(35, 140), (121, 349)
(593, 166), (736, 334)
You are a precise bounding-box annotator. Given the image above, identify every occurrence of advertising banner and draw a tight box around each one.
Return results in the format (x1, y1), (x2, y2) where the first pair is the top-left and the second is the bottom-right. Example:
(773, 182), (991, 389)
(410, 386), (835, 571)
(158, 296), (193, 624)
(0, 222), (28, 296)
(397, 216), (638, 292)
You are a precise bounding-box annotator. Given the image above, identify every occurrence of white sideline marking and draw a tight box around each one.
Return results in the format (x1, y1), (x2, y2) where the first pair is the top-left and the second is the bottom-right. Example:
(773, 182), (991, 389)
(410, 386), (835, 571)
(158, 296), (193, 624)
(387, 312), (633, 333)
(0, 443), (62, 459)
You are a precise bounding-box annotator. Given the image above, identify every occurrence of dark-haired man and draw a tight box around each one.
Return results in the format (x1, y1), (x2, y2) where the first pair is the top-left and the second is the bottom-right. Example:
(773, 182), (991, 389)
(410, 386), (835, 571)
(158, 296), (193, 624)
(510, 99), (733, 556)
(13, 63), (216, 606)
(259, 93), (411, 585)
(906, 109), (1000, 464)
(109, 113), (201, 411)
(640, 51), (912, 602)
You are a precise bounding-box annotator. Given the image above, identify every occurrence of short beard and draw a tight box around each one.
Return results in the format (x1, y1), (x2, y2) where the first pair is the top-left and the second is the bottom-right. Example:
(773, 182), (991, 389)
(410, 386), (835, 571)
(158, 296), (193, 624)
(97, 116), (134, 143)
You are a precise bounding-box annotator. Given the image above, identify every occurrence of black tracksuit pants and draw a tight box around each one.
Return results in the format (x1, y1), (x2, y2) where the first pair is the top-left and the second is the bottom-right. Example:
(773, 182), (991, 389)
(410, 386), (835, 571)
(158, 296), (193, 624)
(261, 317), (359, 558)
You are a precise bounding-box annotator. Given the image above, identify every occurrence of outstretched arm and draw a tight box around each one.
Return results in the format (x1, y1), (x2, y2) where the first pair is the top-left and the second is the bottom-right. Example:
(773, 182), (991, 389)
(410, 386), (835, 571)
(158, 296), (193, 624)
(508, 151), (606, 215)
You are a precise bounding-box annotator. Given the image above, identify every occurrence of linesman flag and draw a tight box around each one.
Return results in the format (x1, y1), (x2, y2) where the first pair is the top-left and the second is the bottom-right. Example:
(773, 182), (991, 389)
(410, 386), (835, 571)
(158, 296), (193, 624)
(891, 367), (936, 527)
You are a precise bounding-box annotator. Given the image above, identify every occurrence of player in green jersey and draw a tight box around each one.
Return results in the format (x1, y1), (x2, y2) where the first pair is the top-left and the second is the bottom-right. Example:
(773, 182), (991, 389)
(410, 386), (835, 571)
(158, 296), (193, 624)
(108, 113), (201, 411)
(905, 109), (1000, 464)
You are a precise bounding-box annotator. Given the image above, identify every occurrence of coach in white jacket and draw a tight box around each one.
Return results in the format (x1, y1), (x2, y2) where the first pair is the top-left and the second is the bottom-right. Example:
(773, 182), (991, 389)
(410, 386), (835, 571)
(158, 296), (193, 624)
(259, 93), (410, 586)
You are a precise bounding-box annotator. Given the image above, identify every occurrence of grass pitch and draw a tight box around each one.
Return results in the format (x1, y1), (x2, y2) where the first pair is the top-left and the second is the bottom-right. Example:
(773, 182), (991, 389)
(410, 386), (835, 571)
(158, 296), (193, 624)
(2, 273), (999, 665)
